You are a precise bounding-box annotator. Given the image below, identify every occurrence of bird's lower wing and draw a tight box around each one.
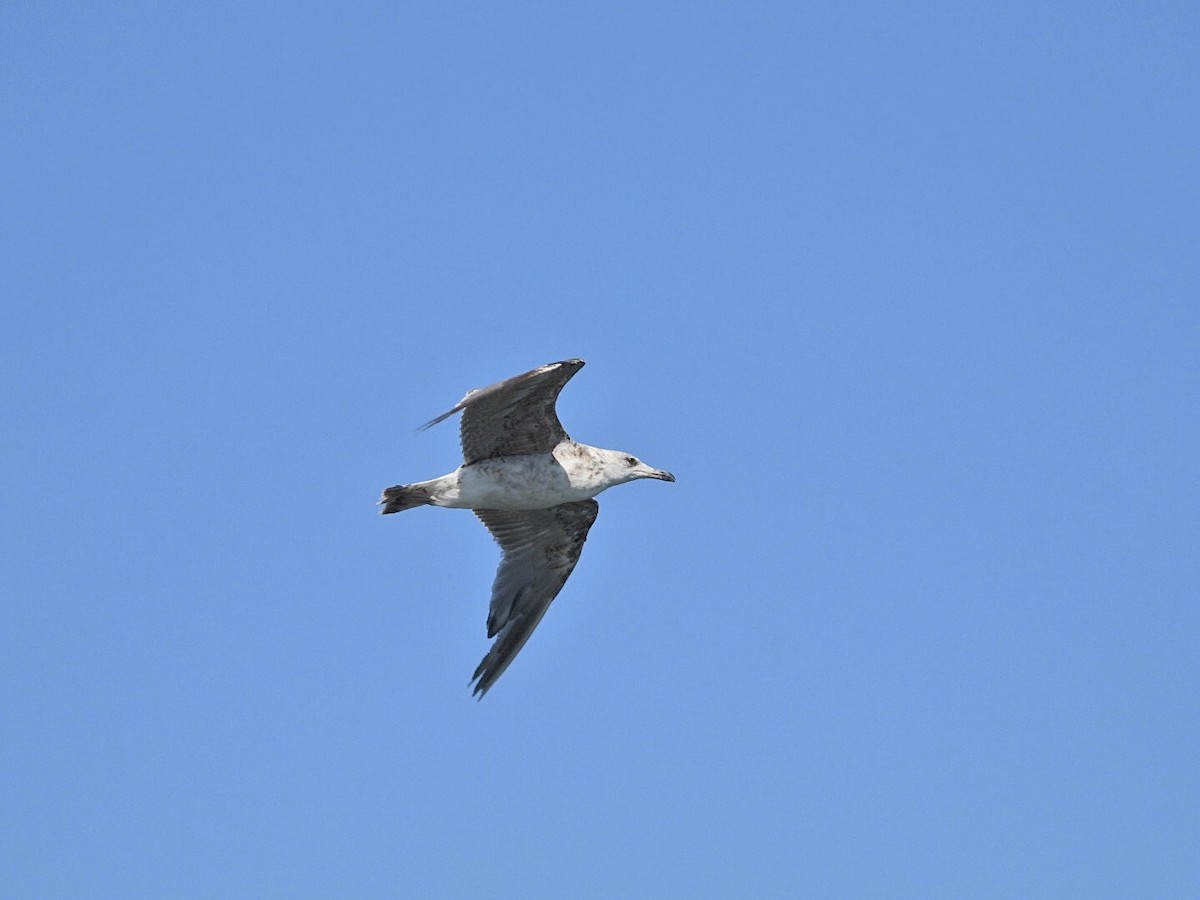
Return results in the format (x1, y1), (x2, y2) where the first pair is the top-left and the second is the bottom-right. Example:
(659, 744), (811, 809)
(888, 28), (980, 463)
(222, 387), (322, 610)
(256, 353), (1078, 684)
(471, 500), (599, 696)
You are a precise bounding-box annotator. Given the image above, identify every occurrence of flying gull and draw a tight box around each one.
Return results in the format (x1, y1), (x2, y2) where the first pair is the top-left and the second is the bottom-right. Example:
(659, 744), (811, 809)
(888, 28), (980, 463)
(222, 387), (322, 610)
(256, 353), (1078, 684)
(379, 358), (674, 697)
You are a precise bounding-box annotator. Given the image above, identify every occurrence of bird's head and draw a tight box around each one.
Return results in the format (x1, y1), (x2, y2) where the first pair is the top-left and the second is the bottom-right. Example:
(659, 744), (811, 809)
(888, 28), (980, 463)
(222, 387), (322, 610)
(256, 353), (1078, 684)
(602, 448), (676, 485)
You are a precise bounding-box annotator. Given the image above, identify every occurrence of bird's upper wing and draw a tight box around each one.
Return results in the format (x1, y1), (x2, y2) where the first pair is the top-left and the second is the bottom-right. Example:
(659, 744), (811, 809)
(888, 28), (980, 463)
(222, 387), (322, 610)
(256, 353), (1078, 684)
(470, 499), (599, 696)
(420, 359), (585, 465)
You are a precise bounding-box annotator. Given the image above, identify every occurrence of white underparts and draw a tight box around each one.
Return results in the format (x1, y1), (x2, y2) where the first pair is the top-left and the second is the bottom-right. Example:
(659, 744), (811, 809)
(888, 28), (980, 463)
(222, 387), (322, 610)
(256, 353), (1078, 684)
(422, 443), (637, 511)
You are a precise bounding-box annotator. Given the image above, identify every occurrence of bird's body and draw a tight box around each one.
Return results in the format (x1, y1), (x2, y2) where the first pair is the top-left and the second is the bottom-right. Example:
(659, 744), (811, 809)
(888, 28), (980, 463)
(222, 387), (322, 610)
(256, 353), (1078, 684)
(379, 359), (673, 696)
(396, 443), (659, 511)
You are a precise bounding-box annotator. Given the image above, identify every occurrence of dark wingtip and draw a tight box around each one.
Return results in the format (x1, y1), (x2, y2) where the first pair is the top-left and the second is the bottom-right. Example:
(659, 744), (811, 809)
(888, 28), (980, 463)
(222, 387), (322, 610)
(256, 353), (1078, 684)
(417, 408), (458, 432)
(470, 664), (492, 699)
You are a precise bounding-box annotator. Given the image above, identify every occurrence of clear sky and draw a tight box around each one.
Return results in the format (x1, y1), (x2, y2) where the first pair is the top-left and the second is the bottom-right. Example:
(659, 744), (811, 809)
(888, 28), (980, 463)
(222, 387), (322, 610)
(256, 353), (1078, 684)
(3, 3), (1197, 897)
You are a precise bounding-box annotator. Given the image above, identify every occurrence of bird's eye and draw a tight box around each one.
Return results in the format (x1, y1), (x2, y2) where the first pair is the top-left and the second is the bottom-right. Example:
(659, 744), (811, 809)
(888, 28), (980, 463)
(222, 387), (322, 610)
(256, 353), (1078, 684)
(625, 456), (637, 466)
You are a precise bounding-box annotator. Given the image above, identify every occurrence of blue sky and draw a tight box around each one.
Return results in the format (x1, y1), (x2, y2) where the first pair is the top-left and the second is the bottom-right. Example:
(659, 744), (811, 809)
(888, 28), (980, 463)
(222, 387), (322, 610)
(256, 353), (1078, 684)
(3, 3), (1197, 897)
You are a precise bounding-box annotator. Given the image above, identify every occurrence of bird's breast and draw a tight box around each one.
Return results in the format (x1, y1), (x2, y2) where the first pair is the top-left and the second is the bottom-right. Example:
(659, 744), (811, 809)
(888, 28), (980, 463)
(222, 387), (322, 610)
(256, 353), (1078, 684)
(456, 452), (600, 510)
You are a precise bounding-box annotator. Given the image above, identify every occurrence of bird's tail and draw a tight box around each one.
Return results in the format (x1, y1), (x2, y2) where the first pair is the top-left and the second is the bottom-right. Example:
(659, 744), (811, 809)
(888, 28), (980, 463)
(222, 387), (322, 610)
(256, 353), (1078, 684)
(378, 483), (434, 514)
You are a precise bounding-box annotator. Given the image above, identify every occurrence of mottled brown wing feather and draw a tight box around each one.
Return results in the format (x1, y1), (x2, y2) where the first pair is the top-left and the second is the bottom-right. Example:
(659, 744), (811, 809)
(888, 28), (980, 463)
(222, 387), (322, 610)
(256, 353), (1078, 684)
(420, 359), (585, 465)
(469, 499), (600, 696)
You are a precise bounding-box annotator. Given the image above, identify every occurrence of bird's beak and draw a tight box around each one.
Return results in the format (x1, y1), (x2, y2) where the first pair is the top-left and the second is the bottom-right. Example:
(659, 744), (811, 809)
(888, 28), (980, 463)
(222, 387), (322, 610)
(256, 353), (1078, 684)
(648, 468), (676, 482)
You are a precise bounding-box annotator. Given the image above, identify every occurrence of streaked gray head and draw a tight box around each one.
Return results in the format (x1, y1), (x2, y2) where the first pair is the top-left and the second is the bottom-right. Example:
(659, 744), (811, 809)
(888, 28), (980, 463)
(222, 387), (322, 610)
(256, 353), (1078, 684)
(598, 447), (675, 485)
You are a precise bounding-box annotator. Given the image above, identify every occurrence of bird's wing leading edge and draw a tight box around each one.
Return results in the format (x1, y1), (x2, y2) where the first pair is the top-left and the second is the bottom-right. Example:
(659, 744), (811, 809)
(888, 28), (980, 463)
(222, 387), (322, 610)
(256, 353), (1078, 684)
(470, 499), (599, 696)
(420, 358), (585, 465)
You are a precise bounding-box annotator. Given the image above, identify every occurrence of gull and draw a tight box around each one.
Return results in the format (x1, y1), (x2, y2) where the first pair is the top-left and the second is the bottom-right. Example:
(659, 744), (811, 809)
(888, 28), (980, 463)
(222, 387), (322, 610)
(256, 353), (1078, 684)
(379, 358), (674, 697)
